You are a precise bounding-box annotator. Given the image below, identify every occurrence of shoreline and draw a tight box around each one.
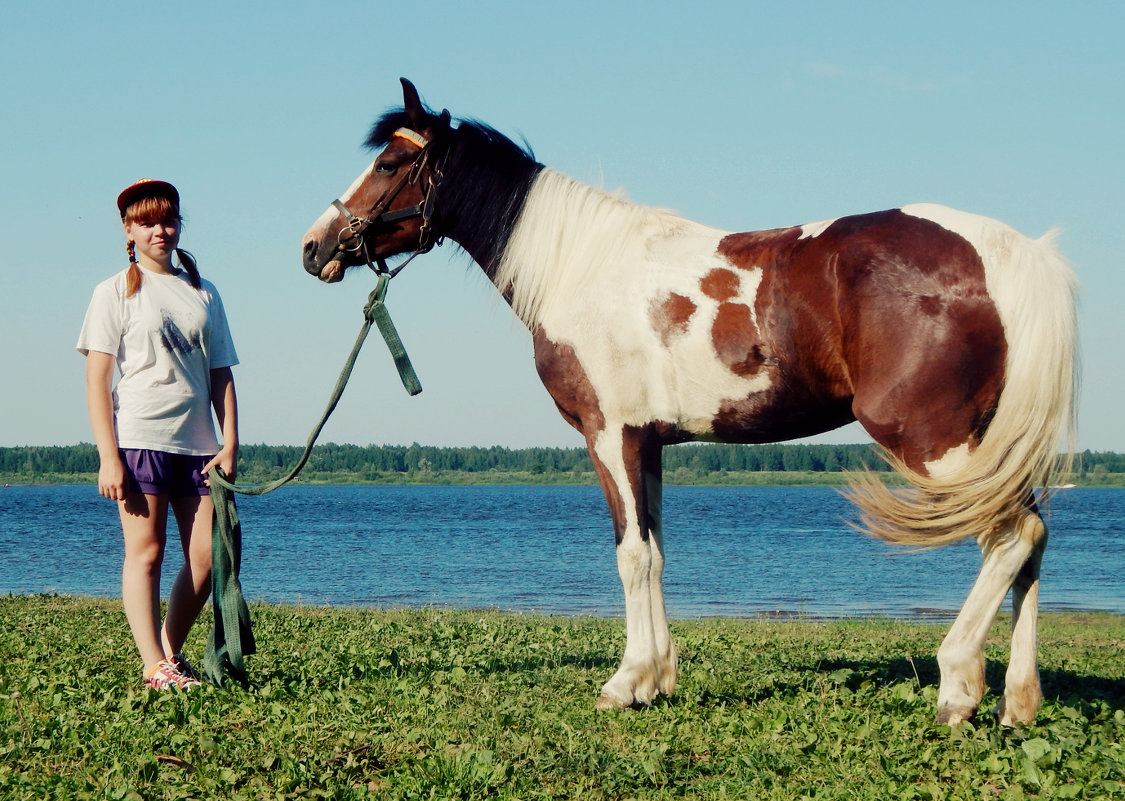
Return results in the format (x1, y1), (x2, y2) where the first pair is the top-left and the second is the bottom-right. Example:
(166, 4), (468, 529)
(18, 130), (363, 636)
(5, 591), (1123, 625)
(5, 471), (1125, 488)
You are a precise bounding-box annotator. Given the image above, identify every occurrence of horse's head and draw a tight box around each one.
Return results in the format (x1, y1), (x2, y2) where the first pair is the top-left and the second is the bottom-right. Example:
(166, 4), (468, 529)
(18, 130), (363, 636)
(302, 78), (452, 283)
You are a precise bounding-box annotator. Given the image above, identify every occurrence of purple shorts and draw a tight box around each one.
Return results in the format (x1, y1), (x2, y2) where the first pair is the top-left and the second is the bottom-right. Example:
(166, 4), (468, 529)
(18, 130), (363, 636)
(121, 449), (212, 497)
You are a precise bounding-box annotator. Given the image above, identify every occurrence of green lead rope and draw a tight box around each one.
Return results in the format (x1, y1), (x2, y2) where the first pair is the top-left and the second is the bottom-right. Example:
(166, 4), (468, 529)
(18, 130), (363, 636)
(203, 479), (254, 685)
(204, 275), (420, 685)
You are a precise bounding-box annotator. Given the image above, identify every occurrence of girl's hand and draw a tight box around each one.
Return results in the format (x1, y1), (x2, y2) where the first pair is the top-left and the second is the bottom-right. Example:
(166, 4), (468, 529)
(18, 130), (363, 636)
(98, 455), (128, 501)
(202, 445), (237, 485)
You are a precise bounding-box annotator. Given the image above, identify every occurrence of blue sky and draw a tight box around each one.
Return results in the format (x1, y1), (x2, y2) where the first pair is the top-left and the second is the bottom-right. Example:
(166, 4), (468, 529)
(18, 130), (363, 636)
(2, 1), (1122, 452)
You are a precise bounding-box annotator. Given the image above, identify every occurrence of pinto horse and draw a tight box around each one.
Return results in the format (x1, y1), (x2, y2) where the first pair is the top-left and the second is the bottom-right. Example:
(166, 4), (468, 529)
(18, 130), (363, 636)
(301, 79), (1077, 725)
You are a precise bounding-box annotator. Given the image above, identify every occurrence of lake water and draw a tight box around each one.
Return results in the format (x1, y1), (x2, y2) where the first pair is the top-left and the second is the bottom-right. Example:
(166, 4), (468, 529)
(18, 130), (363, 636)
(1, 485), (1121, 620)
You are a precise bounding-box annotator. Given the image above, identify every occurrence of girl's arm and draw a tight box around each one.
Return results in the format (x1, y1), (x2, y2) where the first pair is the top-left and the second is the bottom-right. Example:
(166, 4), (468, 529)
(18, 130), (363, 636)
(203, 366), (238, 481)
(86, 351), (126, 500)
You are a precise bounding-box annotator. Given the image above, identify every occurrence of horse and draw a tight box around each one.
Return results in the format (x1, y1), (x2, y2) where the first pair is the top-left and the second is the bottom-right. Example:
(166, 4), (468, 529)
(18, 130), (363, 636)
(301, 78), (1077, 726)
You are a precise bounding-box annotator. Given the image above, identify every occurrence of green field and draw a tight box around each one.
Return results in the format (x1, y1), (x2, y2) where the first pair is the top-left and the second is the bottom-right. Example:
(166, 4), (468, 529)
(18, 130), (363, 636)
(2, 596), (1123, 799)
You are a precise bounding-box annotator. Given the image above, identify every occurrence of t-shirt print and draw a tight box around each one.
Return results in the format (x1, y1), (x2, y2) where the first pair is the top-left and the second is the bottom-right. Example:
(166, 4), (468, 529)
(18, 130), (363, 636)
(159, 309), (203, 357)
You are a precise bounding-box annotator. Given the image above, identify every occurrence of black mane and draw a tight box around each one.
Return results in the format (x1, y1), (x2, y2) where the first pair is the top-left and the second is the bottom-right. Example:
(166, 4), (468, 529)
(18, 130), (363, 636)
(365, 107), (543, 275)
(365, 108), (535, 162)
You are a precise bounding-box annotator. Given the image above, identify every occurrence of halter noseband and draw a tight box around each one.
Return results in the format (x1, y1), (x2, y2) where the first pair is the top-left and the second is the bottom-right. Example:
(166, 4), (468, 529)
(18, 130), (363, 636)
(331, 125), (448, 278)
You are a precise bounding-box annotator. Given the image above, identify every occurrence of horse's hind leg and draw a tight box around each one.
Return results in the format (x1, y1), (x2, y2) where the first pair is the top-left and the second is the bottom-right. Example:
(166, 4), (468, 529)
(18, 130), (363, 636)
(936, 511), (1043, 725)
(996, 517), (1048, 726)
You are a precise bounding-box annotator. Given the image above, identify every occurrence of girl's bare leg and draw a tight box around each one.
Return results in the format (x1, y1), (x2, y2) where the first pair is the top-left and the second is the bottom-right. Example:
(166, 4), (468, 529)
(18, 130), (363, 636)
(119, 492), (169, 672)
(161, 494), (214, 657)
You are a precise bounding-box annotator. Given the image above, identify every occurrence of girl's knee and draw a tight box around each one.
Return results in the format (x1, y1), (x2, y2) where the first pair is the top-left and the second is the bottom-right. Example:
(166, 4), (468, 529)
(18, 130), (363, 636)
(193, 554), (213, 576)
(124, 542), (165, 573)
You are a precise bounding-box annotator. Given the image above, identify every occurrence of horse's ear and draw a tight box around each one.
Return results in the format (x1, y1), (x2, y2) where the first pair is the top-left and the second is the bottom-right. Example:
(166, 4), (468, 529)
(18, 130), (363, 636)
(401, 78), (425, 127)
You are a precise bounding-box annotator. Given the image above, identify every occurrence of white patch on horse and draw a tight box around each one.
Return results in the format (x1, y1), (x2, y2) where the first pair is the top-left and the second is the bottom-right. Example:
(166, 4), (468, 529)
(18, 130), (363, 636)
(901, 203), (995, 245)
(924, 442), (972, 478)
(799, 218), (838, 239)
(306, 160), (376, 242)
(306, 205), (338, 244)
(497, 169), (773, 436)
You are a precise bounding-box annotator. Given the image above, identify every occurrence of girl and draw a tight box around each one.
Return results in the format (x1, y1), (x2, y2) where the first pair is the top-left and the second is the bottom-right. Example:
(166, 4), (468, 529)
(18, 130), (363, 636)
(77, 179), (239, 689)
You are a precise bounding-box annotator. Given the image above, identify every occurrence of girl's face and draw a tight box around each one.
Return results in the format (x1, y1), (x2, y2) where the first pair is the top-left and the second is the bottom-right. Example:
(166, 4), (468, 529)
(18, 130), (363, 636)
(125, 216), (180, 267)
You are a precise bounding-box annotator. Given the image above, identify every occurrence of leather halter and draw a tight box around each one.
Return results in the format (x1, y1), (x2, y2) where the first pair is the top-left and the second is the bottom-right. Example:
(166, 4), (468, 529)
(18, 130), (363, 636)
(331, 126), (448, 277)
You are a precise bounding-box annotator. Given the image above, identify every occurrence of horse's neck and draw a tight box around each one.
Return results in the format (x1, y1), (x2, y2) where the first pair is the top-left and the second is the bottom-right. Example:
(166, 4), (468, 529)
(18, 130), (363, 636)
(440, 147), (543, 278)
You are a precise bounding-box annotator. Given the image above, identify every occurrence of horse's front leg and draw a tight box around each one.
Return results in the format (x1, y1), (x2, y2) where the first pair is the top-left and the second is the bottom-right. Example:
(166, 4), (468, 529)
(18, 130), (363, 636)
(588, 426), (677, 709)
(641, 459), (677, 698)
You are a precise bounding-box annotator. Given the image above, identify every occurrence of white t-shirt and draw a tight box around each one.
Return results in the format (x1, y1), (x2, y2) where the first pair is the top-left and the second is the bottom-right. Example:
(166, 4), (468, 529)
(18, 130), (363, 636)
(76, 266), (239, 456)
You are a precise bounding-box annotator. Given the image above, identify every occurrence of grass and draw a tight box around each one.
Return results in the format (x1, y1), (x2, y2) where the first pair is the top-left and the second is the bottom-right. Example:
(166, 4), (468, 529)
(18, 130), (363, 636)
(2, 596), (1123, 800)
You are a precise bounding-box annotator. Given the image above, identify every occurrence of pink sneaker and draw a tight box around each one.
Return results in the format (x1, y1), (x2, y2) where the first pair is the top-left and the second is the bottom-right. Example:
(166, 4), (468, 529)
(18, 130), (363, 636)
(170, 653), (201, 681)
(144, 658), (201, 690)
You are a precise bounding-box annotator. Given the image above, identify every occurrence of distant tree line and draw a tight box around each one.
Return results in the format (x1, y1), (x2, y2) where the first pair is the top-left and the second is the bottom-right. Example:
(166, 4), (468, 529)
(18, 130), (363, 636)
(3, 443), (1119, 481)
(233, 441), (896, 477)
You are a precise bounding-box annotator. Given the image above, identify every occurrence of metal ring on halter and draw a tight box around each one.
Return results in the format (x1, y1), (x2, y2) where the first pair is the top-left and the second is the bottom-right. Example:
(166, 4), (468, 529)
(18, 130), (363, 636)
(337, 224), (366, 254)
(332, 199), (366, 253)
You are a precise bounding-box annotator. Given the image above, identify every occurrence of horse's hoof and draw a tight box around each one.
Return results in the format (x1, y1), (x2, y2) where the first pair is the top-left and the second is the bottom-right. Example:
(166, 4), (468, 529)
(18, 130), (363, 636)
(935, 704), (976, 726)
(594, 693), (628, 711)
(994, 697), (1039, 727)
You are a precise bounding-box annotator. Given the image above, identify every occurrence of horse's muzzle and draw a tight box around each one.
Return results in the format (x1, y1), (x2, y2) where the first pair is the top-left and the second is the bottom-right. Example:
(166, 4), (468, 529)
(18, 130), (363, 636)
(302, 238), (346, 282)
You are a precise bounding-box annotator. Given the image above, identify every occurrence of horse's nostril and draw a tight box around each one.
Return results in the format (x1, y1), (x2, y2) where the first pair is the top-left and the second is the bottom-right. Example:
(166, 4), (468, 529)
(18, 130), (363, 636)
(302, 238), (324, 276)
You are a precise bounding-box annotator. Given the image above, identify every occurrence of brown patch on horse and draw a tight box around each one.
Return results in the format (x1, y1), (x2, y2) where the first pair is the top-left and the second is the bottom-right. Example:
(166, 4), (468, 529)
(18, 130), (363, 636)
(712, 303), (768, 377)
(650, 293), (697, 346)
(719, 226), (804, 271)
(532, 331), (622, 527)
(532, 332), (635, 536)
(706, 225), (853, 442)
(700, 268), (740, 301)
(826, 211), (1006, 469)
(533, 331), (605, 435)
(716, 209), (1005, 467)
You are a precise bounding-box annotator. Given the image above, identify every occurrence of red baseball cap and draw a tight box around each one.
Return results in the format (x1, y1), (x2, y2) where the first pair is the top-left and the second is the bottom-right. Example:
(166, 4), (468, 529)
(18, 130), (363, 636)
(116, 179), (179, 218)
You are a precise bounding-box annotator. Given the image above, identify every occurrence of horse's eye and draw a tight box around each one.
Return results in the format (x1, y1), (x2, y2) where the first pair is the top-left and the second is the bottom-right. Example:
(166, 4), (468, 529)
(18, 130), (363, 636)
(374, 162), (396, 175)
